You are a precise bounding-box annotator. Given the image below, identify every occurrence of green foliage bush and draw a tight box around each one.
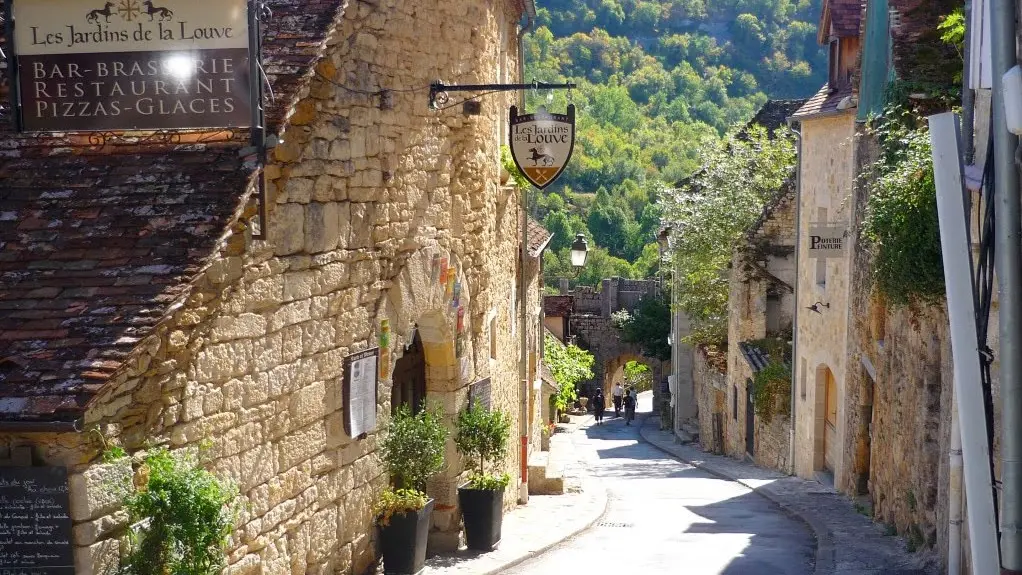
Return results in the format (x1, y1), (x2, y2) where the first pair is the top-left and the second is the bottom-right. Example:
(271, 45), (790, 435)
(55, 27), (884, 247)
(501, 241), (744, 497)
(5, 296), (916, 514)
(544, 335), (595, 412)
(862, 106), (945, 305)
(748, 338), (792, 423)
(117, 446), (238, 575)
(454, 402), (512, 490)
(373, 488), (428, 527)
(617, 296), (671, 361)
(380, 404), (449, 493)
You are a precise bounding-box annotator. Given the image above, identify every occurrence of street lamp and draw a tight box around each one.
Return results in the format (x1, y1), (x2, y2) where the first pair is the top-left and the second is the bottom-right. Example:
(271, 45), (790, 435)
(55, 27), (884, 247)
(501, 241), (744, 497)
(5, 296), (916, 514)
(570, 233), (589, 275)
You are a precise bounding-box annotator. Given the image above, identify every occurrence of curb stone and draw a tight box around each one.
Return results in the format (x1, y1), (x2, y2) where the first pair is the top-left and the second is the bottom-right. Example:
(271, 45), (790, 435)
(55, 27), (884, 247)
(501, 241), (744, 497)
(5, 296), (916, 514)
(637, 415), (834, 575)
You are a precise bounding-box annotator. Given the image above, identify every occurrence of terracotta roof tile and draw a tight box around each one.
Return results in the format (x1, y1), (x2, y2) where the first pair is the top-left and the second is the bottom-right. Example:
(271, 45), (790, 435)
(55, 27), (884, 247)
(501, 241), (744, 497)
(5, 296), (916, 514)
(0, 148), (250, 422)
(821, 0), (864, 41)
(527, 217), (552, 258)
(789, 84), (856, 119)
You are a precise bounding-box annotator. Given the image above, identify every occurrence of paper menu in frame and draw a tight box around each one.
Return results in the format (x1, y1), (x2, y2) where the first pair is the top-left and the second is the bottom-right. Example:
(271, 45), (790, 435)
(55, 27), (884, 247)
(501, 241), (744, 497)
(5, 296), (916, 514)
(343, 347), (379, 439)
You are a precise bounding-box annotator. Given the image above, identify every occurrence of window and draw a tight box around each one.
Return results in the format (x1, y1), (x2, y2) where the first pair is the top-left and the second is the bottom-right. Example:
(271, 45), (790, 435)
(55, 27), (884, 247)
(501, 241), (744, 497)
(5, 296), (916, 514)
(800, 358), (807, 400)
(815, 207), (828, 289)
(766, 292), (781, 334)
(490, 315), (497, 361)
(828, 38), (840, 91)
(732, 384), (739, 420)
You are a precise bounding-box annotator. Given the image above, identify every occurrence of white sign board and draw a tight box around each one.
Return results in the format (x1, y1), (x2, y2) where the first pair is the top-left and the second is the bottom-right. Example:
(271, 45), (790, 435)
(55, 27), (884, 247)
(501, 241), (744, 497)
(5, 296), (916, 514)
(343, 348), (378, 438)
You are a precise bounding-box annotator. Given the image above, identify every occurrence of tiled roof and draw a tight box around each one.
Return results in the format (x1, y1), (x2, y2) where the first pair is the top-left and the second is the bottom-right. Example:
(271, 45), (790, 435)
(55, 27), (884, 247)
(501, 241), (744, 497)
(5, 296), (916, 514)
(544, 295), (573, 317)
(820, 0), (864, 41)
(0, 1), (344, 423)
(790, 84), (856, 120)
(746, 100), (810, 134)
(527, 217), (553, 258)
(0, 148), (251, 422)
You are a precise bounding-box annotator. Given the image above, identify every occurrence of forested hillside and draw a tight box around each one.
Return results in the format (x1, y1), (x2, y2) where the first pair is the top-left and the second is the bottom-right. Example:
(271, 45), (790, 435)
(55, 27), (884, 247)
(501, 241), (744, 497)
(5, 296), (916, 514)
(527, 0), (825, 288)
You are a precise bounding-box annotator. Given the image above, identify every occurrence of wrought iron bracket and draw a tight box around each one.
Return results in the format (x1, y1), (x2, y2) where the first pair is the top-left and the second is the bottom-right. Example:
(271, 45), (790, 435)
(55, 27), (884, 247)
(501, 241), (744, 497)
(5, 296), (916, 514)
(428, 80), (576, 110)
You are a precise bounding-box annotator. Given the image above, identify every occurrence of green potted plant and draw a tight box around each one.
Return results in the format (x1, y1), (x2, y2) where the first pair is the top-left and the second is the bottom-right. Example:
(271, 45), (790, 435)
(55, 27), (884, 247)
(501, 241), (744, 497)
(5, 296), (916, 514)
(454, 401), (511, 551)
(376, 404), (448, 574)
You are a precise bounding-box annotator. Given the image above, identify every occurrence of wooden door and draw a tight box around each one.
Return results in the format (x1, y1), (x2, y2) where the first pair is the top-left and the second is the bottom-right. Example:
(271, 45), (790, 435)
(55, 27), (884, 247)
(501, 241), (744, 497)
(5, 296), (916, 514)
(392, 334), (425, 415)
(824, 369), (838, 472)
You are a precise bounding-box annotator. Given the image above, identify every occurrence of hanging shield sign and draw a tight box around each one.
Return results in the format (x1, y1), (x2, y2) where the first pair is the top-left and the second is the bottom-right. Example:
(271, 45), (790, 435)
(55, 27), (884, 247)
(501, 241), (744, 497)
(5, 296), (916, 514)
(509, 104), (576, 189)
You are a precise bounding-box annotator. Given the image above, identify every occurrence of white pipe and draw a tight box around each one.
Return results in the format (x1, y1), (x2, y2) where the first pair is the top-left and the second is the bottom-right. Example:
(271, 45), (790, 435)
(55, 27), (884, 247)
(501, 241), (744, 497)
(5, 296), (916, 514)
(929, 112), (1000, 575)
(950, 397), (963, 575)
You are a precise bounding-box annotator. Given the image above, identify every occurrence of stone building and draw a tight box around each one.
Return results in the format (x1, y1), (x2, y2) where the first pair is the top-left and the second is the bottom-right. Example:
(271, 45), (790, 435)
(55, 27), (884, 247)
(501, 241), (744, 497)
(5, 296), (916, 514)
(722, 181), (797, 471)
(0, 0), (549, 573)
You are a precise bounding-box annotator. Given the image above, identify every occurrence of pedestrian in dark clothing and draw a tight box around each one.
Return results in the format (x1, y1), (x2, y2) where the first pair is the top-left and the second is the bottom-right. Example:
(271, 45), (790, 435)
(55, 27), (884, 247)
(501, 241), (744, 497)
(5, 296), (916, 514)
(593, 391), (606, 425)
(623, 388), (636, 425)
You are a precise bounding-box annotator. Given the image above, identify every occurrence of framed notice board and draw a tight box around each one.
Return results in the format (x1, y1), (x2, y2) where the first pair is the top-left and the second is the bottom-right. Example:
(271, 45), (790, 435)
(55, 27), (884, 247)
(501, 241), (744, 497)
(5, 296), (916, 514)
(0, 466), (73, 574)
(343, 347), (379, 439)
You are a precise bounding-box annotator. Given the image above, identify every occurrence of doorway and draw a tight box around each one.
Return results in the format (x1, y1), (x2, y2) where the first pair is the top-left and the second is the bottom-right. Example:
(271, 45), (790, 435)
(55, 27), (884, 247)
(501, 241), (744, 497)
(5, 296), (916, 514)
(824, 368), (838, 473)
(854, 367), (876, 495)
(392, 332), (426, 415)
(745, 379), (755, 457)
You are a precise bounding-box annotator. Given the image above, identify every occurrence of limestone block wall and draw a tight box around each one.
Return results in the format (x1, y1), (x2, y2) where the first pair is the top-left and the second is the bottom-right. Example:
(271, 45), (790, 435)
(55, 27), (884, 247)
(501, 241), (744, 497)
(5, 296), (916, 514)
(793, 112), (857, 482)
(1, 2), (536, 574)
(694, 347), (727, 454)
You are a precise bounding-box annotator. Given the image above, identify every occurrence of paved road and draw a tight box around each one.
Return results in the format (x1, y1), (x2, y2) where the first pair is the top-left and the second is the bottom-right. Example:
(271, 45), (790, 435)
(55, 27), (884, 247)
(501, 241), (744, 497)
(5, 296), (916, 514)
(507, 397), (816, 575)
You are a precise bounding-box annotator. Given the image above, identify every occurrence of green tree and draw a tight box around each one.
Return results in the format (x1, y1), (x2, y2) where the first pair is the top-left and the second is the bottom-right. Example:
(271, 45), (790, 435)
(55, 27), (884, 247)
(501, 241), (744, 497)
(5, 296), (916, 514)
(618, 296), (672, 361)
(545, 334), (595, 410)
(660, 126), (797, 344)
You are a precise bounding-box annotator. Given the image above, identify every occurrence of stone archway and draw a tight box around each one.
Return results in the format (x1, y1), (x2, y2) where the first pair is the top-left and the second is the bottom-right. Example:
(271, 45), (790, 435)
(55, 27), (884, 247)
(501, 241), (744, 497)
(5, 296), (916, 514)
(376, 246), (476, 552)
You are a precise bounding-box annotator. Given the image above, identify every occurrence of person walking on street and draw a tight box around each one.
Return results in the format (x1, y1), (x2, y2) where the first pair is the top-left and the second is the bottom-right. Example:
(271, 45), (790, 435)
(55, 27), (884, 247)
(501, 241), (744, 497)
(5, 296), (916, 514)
(612, 382), (624, 418)
(623, 388), (636, 425)
(593, 390), (606, 425)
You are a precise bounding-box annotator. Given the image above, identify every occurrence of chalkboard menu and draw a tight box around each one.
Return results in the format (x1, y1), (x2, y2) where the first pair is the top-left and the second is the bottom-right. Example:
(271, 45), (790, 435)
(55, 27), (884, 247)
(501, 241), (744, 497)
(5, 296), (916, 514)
(469, 378), (492, 410)
(0, 467), (73, 574)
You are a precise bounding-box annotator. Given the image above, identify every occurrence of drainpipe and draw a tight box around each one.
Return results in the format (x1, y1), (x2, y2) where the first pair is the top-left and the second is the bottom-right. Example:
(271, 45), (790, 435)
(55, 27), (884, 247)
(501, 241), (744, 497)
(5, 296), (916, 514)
(950, 397), (964, 575)
(991, 0), (1022, 563)
(517, 6), (534, 506)
(962, 0), (976, 164)
(786, 118), (803, 477)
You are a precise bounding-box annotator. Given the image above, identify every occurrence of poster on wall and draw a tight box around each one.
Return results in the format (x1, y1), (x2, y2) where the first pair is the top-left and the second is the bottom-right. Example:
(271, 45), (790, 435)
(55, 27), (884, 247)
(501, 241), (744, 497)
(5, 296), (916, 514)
(343, 347), (379, 439)
(0, 467), (74, 574)
(10, 0), (252, 131)
(509, 104), (576, 189)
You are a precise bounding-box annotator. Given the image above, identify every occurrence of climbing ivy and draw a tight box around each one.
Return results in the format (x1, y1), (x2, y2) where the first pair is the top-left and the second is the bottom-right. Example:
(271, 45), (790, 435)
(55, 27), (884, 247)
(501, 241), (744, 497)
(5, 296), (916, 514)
(748, 337), (792, 423)
(862, 101), (946, 306)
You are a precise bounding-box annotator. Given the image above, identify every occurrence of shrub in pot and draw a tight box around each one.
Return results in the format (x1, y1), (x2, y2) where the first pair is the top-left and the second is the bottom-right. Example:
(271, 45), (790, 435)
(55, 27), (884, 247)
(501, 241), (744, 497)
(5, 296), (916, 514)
(375, 404), (448, 574)
(454, 401), (511, 551)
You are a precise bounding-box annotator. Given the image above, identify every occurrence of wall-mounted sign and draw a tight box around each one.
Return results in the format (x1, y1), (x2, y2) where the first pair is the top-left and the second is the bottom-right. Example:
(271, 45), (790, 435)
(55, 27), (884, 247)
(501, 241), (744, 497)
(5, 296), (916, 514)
(0, 467), (73, 574)
(469, 377), (492, 410)
(11, 0), (252, 132)
(808, 223), (848, 258)
(343, 347), (379, 439)
(509, 104), (576, 189)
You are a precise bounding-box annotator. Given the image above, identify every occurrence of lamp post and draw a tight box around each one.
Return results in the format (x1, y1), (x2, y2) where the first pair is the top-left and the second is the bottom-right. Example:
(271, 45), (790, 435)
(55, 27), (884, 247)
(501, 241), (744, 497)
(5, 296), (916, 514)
(570, 233), (589, 276)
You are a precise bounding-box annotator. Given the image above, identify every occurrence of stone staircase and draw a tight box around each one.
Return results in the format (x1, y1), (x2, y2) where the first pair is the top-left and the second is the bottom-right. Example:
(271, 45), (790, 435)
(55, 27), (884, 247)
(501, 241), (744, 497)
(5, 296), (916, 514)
(528, 424), (581, 495)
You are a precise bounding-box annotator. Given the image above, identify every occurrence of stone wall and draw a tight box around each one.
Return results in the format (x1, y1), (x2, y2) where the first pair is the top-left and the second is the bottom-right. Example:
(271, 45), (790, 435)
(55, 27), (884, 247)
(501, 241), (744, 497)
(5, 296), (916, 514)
(694, 347), (728, 454)
(724, 186), (796, 471)
(3, 2), (538, 574)
(793, 112), (857, 482)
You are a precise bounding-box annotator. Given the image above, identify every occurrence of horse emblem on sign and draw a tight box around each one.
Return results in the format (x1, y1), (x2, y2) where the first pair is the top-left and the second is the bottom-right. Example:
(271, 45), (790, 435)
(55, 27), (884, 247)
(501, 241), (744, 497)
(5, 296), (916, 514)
(509, 104), (576, 189)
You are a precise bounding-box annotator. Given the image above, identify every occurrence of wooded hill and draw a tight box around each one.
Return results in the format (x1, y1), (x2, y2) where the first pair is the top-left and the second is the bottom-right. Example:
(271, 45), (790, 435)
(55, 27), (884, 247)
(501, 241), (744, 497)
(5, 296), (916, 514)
(526, 0), (825, 288)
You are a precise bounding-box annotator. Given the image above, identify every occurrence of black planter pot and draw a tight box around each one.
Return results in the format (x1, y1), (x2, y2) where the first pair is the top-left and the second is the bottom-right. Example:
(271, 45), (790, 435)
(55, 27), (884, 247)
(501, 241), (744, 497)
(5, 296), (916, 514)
(458, 486), (504, 551)
(378, 498), (434, 575)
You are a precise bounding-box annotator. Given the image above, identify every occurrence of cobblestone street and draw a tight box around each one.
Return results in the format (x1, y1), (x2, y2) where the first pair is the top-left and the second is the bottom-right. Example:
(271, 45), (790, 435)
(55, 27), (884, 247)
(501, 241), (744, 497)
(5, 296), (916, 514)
(505, 395), (816, 575)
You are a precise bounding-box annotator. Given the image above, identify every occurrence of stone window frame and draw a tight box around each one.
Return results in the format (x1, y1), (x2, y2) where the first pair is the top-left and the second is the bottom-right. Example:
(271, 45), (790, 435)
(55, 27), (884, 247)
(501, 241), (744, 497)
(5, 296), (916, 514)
(487, 308), (498, 362)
